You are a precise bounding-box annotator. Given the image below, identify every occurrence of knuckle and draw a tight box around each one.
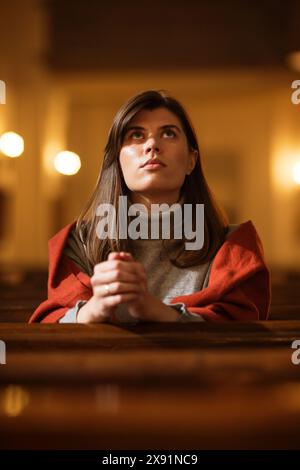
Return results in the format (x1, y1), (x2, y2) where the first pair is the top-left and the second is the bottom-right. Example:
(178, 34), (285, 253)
(93, 286), (102, 298)
(93, 263), (102, 274)
(106, 295), (115, 306)
(113, 260), (121, 269)
(112, 270), (120, 281)
(91, 274), (97, 284)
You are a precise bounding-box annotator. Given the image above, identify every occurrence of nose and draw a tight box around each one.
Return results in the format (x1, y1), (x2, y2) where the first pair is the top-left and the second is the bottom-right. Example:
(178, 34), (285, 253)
(145, 136), (160, 154)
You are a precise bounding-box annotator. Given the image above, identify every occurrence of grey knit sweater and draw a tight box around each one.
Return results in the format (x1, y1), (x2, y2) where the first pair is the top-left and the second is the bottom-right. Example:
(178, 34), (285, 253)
(60, 221), (239, 323)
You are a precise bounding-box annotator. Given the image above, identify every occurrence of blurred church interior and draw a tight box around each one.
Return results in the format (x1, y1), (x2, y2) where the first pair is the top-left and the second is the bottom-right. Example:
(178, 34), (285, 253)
(1, 0), (300, 279)
(1, 0), (300, 452)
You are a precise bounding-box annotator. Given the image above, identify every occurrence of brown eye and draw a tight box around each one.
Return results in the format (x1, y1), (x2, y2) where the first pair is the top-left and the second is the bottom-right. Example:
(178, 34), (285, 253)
(130, 131), (144, 139)
(163, 129), (176, 138)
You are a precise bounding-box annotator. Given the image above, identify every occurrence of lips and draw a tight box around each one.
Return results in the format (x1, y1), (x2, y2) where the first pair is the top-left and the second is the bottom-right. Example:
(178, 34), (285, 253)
(140, 158), (166, 168)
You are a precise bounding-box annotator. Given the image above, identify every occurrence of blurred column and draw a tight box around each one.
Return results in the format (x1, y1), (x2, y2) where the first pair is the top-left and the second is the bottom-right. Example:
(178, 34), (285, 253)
(0, 0), (61, 269)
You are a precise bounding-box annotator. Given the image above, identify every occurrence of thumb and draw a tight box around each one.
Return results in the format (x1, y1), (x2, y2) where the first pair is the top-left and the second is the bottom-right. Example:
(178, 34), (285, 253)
(108, 252), (121, 261)
(108, 251), (134, 261)
(119, 251), (134, 261)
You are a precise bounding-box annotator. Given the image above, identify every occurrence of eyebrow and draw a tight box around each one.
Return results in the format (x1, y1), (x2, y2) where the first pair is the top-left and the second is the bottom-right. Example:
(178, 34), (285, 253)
(125, 124), (182, 134)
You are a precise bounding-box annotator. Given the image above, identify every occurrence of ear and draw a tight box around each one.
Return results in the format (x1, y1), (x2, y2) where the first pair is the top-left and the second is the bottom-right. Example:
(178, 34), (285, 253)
(186, 150), (198, 175)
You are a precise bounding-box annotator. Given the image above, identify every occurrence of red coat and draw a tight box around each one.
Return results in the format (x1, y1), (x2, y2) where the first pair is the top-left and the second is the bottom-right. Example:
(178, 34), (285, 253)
(29, 220), (271, 323)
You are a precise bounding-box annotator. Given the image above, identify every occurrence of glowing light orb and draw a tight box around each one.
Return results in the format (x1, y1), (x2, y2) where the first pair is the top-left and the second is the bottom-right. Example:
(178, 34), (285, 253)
(54, 151), (81, 175)
(0, 132), (24, 158)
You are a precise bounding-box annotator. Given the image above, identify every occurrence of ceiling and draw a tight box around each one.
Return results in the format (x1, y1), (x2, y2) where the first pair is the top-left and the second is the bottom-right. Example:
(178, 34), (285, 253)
(45, 0), (300, 71)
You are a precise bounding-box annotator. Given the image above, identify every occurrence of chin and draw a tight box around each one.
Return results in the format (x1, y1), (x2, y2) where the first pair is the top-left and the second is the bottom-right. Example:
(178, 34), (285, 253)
(138, 182), (170, 192)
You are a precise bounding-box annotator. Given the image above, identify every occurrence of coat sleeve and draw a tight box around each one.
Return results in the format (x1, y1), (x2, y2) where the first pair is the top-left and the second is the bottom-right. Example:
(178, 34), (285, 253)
(186, 267), (271, 322)
(170, 221), (271, 322)
(29, 256), (92, 323)
(30, 302), (70, 324)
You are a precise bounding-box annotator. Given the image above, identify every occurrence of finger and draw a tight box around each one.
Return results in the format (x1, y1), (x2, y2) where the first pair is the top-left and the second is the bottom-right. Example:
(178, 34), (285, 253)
(94, 259), (146, 278)
(118, 253), (146, 278)
(102, 292), (140, 308)
(94, 281), (140, 297)
(108, 252), (120, 261)
(113, 258), (147, 279)
(116, 255), (146, 278)
(108, 252), (134, 264)
(91, 270), (140, 286)
(119, 252), (134, 261)
(110, 251), (146, 277)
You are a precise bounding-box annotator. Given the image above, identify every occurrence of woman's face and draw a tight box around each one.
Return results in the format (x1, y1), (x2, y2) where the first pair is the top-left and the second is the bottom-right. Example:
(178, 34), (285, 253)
(119, 107), (197, 203)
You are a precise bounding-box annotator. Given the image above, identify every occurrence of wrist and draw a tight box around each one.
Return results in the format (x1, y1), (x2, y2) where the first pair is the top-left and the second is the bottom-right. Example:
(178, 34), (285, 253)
(160, 304), (181, 322)
(77, 297), (108, 324)
(76, 301), (92, 323)
(144, 294), (180, 322)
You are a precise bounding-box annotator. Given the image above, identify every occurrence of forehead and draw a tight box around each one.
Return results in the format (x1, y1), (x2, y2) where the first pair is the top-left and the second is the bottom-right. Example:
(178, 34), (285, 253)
(128, 107), (183, 129)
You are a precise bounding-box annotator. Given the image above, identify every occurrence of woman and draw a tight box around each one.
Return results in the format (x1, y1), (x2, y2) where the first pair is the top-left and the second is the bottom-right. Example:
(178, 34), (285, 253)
(30, 90), (271, 324)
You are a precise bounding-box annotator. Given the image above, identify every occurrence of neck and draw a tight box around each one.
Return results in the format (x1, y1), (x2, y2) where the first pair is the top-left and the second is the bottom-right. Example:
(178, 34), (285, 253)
(130, 190), (181, 210)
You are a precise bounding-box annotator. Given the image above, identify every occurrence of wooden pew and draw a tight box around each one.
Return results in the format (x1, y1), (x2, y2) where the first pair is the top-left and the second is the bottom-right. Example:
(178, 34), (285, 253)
(269, 304), (300, 320)
(0, 267), (298, 450)
(0, 322), (300, 449)
(0, 297), (299, 323)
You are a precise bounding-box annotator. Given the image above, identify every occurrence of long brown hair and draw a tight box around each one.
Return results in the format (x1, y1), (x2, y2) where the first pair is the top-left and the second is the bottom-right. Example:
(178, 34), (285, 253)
(76, 89), (229, 268)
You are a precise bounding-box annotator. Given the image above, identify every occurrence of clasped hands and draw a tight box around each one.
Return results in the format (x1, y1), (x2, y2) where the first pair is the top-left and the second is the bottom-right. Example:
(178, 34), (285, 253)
(77, 252), (180, 323)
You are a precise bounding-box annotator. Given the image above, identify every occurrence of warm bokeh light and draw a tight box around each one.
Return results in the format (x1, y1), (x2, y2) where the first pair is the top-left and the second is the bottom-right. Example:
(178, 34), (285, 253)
(0, 131), (24, 157)
(272, 147), (300, 191)
(53, 150), (81, 175)
(2, 385), (30, 417)
(286, 51), (300, 72)
(293, 162), (300, 185)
